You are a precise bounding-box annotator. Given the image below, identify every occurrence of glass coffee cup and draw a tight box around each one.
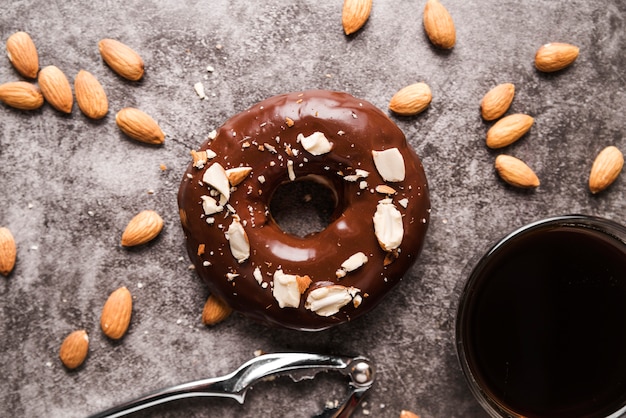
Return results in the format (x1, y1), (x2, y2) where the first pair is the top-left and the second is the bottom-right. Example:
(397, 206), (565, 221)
(456, 215), (626, 418)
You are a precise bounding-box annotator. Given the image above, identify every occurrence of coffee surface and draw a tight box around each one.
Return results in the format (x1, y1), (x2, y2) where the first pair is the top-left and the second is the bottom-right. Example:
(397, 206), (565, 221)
(462, 226), (626, 417)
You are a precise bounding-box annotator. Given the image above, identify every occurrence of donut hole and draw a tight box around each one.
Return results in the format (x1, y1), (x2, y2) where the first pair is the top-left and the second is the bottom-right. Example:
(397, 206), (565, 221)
(269, 175), (340, 238)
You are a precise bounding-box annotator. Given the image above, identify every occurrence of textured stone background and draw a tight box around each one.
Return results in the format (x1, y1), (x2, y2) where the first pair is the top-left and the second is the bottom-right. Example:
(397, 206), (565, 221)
(0, 0), (624, 417)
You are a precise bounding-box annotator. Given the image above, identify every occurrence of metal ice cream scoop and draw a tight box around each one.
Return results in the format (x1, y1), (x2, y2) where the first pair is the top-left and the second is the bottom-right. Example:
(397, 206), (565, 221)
(87, 352), (375, 418)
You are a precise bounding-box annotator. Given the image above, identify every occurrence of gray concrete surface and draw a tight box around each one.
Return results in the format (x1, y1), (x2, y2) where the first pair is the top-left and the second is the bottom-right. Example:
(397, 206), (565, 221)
(0, 0), (624, 417)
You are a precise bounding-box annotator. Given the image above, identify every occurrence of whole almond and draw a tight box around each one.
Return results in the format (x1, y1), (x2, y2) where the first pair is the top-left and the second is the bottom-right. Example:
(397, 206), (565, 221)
(74, 70), (108, 119)
(389, 82), (432, 116)
(0, 227), (17, 276)
(486, 113), (534, 149)
(480, 83), (515, 121)
(38, 65), (73, 113)
(342, 0), (373, 35)
(98, 39), (145, 81)
(121, 210), (164, 247)
(100, 286), (133, 340)
(495, 154), (540, 188)
(535, 42), (579, 72)
(6, 31), (39, 79)
(589, 146), (624, 194)
(423, 0), (456, 49)
(0, 81), (43, 110)
(59, 330), (89, 369)
(116, 107), (165, 145)
(201, 294), (233, 326)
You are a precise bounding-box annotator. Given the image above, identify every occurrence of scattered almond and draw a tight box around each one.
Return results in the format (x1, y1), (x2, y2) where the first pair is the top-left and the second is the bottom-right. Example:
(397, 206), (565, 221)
(38, 65), (73, 113)
(74, 70), (108, 119)
(59, 329), (89, 370)
(0, 81), (44, 110)
(115, 107), (165, 145)
(589, 145), (624, 194)
(535, 42), (579, 72)
(0, 227), (17, 276)
(202, 294), (233, 325)
(423, 0), (456, 49)
(6, 31), (39, 79)
(480, 83), (515, 121)
(98, 38), (145, 81)
(495, 154), (540, 188)
(486, 113), (534, 149)
(400, 411), (420, 418)
(121, 210), (164, 247)
(342, 0), (373, 35)
(389, 82), (432, 116)
(100, 286), (133, 340)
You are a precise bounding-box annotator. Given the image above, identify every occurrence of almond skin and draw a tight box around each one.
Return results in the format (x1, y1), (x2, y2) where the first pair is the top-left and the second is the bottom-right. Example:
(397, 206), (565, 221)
(38, 65), (73, 113)
(342, 0), (373, 35)
(100, 286), (133, 340)
(59, 330), (89, 370)
(74, 70), (108, 119)
(589, 146), (624, 194)
(486, 113), (534, 149)
(495, 154), (540, 188)
(0, 81), (43, 110)
(0, 227), (17, 276)
(121, 210), (164, 247)
(480, 83), (515, 121)
(423, 0), (456, 49)
(535, 42), (579, 72)
(116, 107), (165, 145)
(98, 39), (144, 81)
(389, 82), (432, 116)
(201, 294), (233, 326)
(6, 31), (39, 79)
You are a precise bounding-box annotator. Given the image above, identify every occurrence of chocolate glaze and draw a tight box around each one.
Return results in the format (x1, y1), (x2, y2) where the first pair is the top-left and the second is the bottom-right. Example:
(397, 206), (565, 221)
(178, 90), (430, 331)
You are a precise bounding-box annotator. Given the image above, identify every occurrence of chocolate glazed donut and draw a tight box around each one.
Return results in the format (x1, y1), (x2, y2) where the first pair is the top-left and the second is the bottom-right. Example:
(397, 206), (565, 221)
(178, 90), (430, 331)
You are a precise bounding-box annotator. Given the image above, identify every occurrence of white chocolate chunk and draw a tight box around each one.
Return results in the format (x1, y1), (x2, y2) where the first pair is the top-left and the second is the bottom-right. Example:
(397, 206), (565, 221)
(298, 132), (333, 155)
(253, 267), (263, 285)
(227, 217), (250, 263)
(343, 169), (370, 182)
(287, 160), (295, 181)
(200, 195), (224, 216)
(372, 148), (405, 182)
(225, 166), (252, 186)
(202, 162), (230, 201)
(373, 198), (404, 251)
(340, 252), (368, 273)
(305, 285), (360, 317)
(272, 269), (301, 308)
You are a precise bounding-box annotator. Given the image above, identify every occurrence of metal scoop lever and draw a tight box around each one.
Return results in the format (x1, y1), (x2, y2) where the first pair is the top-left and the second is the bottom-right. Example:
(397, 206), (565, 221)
(88, 352), (375, 418)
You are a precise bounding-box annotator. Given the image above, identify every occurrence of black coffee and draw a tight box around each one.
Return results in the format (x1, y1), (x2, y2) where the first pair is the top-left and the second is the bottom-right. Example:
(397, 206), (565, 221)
(459, 224), (626, 417)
